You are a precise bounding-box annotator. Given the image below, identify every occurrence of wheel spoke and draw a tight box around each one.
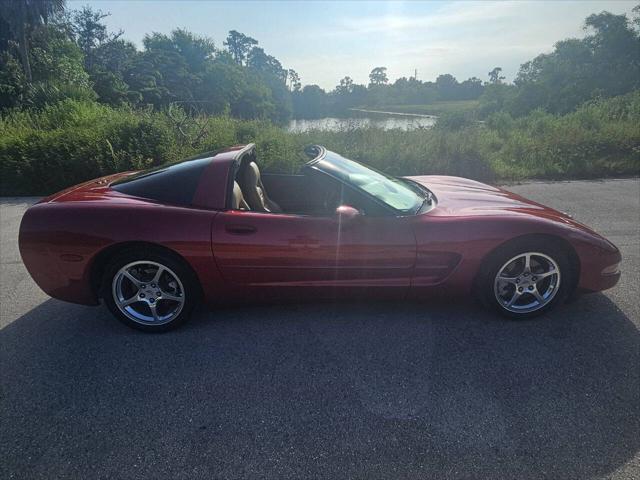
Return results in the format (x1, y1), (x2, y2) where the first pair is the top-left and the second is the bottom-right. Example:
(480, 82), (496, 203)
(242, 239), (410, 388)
(506, 290), (522, 307)
(532, 289), (545, 304)
(120, 295), (139, 307)
(498, 275), (518, 285)
(149, 303), (160, 322)
(536, 269), (557, 280)
(161, 293), (183, 303)
(523, 253), (531, 273)
(152, 266), (165, 284)
(123, 270), (141, 287)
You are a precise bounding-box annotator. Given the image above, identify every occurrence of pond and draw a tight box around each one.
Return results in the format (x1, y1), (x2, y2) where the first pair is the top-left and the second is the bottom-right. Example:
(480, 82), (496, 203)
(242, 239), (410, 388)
(287, 111), (437, 133)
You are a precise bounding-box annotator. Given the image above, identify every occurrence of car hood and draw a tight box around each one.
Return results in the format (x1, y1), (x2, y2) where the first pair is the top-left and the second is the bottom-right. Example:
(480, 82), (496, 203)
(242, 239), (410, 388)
(407, 175), (579, 225)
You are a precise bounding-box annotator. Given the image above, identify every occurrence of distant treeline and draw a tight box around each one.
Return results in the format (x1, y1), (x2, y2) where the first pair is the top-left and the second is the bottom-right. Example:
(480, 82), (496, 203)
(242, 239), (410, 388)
(1, 2), (638, 122)
(299, 7), (640, 119)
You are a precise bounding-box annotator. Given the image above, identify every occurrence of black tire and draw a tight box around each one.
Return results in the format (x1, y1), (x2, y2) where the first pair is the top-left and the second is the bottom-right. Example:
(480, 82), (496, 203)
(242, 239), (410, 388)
(479, 238), (573, 320)
(101, 247), (200, 332)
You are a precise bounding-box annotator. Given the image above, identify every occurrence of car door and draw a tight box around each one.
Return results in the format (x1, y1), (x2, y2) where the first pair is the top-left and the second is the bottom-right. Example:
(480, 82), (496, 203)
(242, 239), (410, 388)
(211, 209), (416, 298)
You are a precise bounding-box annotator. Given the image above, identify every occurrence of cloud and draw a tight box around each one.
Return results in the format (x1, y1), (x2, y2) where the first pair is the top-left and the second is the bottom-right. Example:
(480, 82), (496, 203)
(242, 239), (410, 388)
(87, 0), (637, 90)
(339, 1), (519, 35)
(294, 0), (637, 88)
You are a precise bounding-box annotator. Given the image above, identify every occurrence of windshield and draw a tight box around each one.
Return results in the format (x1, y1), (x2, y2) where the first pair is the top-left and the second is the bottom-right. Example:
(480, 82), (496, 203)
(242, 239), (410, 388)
(309, 150), (424, 213)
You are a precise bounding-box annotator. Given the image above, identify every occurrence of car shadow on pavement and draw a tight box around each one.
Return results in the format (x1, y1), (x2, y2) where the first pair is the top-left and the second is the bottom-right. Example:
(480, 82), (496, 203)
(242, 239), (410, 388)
(1, 294), (638, 479)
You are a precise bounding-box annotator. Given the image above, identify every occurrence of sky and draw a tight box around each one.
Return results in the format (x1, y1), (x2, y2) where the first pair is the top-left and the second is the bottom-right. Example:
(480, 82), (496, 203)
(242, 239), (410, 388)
(76, 0), (637, 90)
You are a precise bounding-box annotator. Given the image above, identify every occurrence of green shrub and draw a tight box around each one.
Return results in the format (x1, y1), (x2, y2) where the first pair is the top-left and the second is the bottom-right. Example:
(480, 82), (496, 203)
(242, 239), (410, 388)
(1, 92), (639, 196)
(434, 111), (475, 131)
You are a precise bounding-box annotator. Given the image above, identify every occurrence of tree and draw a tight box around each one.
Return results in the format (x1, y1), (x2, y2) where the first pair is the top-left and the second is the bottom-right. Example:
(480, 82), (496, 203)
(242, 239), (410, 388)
(435, 74), (459, 100)
(488, 67), (505, 85)
(287, 69), (301, 92)
(509, 9), (640, 115)
(247, 46), (285, 80)
(335, 76), (354, 95)
(72, 6), (122, 69)
(459, 77), (484, 100)
(0, 51), (27, 109)
(65, 6), (135, 105)
(0, 0), (66, 82)
(223, 30), (257, 65)
(368, 66), (388, 86)
(292, 84), (328, 118)
(478, 83), (516, 116)
(330, 76), (368, 113)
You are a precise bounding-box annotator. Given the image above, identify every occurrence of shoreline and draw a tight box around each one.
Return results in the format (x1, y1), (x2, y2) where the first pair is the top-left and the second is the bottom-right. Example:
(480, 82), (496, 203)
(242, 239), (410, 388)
(349, 108), (438, 119)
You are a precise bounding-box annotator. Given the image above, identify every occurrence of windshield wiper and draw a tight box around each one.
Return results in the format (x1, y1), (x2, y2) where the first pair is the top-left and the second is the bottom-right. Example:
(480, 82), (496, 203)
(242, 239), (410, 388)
(400, 177), (432, 209)
(419, 190), (433, 211)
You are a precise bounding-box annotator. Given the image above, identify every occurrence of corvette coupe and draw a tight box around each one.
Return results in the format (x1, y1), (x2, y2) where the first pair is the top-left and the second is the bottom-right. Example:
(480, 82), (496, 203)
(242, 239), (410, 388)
(19, 144), (621, 332)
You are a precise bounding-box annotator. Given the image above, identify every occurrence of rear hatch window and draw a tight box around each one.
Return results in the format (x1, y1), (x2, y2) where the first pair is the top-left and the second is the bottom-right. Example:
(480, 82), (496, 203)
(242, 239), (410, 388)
(111, 157), (210, 206)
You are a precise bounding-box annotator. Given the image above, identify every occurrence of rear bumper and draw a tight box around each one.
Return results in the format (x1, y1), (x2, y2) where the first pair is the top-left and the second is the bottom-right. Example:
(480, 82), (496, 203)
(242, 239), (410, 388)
(19, 206), (99, 306)
(20, 242), (99, 306)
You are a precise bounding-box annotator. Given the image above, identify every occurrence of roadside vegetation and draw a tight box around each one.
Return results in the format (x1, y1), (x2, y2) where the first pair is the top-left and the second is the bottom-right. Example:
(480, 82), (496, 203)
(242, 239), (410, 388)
(2, 91), (638, 195)
(0, 2), (638, 195)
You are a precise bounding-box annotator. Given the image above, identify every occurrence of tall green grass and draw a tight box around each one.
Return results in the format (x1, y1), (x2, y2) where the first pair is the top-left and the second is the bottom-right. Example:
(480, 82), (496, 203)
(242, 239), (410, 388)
(1, 92), (638, 196)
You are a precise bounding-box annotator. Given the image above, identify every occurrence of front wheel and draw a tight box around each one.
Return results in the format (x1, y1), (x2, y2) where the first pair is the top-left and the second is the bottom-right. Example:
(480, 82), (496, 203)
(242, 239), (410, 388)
(481, 241), (572, 319)
(102, 248), (199, 332)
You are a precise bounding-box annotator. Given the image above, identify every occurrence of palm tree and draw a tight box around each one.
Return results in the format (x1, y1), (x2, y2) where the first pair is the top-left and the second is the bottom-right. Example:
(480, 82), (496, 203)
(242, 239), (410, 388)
(0, 0), (66, 82)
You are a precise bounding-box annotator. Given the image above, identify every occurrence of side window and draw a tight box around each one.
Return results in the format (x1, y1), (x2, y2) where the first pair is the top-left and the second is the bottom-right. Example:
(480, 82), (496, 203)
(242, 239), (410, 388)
(306, 167), (391, 217)
(339, 186), (389, 216)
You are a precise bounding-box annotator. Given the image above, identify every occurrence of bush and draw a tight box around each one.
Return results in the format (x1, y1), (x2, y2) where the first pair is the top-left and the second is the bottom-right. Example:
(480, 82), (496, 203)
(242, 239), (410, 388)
(1, 92), (639, 196)
(434, 111), (475, 131)
(0, 101), (180, 195)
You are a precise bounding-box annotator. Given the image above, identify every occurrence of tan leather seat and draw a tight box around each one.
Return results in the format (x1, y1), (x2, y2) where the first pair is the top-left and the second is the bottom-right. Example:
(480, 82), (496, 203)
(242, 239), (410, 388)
(231, 181), (250, 210)
(238, 161), (281, 213)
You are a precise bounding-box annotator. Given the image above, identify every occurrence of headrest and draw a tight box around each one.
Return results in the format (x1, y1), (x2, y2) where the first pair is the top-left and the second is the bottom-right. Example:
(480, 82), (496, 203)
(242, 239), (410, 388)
(245, 162), (260, 185)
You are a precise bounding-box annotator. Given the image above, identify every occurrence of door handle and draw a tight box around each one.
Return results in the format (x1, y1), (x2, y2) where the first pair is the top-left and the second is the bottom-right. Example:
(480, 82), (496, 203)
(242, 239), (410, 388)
(225, 224), (257, 235)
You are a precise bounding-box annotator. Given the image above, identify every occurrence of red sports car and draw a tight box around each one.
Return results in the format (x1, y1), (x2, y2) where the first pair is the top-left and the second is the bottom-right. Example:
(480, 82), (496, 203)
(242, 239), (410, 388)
(19, 144), (621, 331)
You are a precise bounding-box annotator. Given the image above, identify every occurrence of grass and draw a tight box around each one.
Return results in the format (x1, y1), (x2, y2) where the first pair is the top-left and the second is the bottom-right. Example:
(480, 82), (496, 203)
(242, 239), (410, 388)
(1, 92), (638, 196)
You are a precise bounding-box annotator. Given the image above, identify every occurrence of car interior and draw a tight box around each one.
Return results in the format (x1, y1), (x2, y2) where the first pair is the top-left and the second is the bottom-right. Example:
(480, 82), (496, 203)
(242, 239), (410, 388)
(231, 148), (387, 216)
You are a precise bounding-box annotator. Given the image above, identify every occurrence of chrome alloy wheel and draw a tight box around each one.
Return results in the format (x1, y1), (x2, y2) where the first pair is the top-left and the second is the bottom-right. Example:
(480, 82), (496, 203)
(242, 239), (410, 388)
(112, 260), (185, 325)
(493, 252), (561, 314)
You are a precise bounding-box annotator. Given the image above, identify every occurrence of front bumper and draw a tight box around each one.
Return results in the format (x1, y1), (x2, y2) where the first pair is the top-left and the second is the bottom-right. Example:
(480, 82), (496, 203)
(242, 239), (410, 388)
(577, 248), (622, 293)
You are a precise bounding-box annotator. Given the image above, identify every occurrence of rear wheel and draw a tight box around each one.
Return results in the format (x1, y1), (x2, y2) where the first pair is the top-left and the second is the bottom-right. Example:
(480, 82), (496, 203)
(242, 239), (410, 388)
(102, 248), (199, 332)
(481, 240), (572, 319)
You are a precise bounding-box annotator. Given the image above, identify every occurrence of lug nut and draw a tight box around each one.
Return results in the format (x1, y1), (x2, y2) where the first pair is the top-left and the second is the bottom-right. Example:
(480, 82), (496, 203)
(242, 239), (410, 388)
(149, 298), (155, 303)
(518, 287), (524, 292)
(156, 291), (161, 296)
(532, 277), (537, 281)
(151, 284), (156, 288)
(140, 293), (145, 298)
(516, 279), (520, 284)
(528, 286), (534, 290)
(141, 284), (146, 289)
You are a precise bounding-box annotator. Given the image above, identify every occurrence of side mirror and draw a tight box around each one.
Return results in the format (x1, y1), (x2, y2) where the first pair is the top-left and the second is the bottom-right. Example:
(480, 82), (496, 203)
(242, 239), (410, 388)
(335, 205), (361, 223)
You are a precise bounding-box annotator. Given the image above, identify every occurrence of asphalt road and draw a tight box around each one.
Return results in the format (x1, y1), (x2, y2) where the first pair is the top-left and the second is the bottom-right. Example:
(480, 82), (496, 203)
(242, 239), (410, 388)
(1, 179), (638, 480)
